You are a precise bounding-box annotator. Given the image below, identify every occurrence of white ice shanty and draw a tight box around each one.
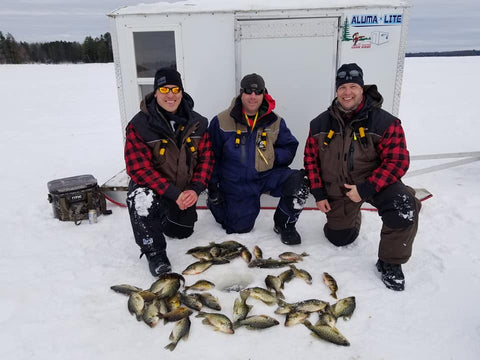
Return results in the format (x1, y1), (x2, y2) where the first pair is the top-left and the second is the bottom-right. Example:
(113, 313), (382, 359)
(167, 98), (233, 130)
(104, 0), (412, 202)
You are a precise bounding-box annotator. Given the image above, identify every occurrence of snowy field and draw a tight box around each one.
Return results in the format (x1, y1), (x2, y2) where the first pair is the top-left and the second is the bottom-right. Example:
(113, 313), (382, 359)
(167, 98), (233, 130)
(1, 57), (479, 360)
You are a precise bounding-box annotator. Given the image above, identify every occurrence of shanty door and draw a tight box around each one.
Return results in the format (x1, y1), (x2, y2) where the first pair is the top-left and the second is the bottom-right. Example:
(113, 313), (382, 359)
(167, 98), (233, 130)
(237, 17), (339, 168)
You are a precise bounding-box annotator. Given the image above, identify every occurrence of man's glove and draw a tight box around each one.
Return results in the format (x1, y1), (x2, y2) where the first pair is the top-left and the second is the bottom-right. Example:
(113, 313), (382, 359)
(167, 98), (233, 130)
(208, 183), (224, 206)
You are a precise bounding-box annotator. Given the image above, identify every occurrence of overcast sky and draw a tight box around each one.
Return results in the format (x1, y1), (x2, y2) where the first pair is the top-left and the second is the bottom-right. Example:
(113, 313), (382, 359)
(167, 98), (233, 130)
(0, 0), (479, 52)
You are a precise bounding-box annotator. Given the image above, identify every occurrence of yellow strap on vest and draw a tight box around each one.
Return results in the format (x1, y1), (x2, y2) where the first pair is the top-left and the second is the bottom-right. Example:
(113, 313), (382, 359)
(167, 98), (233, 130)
(186, 137), (196, 153)
(159, 139), (168, 155)
(235, 129), (242, 147)
(323, 130), (335, 146)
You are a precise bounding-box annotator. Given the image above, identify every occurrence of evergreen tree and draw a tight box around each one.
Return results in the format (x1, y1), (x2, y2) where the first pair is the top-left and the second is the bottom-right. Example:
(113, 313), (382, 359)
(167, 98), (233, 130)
(0, 31), (6, 64)
(3, 32), (23, 63)
(82, 36), (97, 63)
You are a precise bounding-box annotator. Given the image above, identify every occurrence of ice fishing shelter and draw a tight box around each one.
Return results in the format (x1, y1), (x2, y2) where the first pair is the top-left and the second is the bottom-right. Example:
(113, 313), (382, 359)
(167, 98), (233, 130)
(108, 0), (411, 169)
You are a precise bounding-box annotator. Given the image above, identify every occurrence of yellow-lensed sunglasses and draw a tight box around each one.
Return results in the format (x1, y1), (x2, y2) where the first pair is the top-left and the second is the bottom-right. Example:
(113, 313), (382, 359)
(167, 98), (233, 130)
(158, 86), (181, 94)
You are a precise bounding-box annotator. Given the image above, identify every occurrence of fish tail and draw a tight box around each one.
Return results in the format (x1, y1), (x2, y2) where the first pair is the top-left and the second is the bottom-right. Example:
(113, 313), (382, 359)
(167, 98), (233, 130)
(164, 342), (177, 351)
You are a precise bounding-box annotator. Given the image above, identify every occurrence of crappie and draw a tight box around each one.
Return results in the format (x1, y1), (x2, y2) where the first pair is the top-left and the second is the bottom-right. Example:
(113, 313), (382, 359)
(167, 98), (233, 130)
(285, 311), (309, 326)
(316, 310), (337, 328)
(182, 261), (213, 275)
(142, 301), (160, 327)
(275, 299), (328, 314)
(110, 284), (143, 295)
(304, 320), (350, 346)
(127, 292), (145, 320)
(160, 306), (193, 323)
(253, 245), (263, 259)
(240, 248), (252, 264)
(149, 273), (184, 297)
(184, 279), (215, 291)
(189, 249), (213, 261)
(137, 290), (158, 302)
(278, 251), (309, 262)
(233, 289), (252, 322)
(278, 268), (294, 289)
(295, 299), (329, 313)
(323, 272), (338, 299)
(165, 317), (191, 351)
(331, 296), (356, 320)
(166, 292), (181, 311)
(196, 311), (234, 334)
(244, 287), (277, 306)
(196, 292), (221, 311)
(290, 265), (312, 284)
(152, 278), (181, 299)
(234, 315), (279, 330)
(154, 298), (168, 315)
(179, 292), (203, 311)
(265, 275), (285, 299)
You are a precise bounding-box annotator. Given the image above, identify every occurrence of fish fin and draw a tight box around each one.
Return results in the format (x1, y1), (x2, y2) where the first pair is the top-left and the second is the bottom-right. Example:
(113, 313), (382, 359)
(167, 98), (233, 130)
(164, 342), (177, 351)
(277, 298), (287, 306)
(202, 319), (211, 325)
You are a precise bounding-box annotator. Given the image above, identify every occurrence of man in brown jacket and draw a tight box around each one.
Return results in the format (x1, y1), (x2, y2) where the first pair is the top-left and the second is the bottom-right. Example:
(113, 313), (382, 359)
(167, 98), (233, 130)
(124, 68), (214, 276)
(304, 63), (421, 291)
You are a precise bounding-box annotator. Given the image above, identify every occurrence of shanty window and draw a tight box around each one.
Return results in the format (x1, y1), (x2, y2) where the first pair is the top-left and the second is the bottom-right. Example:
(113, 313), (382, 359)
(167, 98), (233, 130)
(133, 31), (177, 78)
(139, 85), (152, 99)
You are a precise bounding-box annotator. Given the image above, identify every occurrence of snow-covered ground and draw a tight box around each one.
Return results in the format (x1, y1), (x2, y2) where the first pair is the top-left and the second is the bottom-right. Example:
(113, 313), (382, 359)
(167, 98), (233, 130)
(1, 57), (479, 360)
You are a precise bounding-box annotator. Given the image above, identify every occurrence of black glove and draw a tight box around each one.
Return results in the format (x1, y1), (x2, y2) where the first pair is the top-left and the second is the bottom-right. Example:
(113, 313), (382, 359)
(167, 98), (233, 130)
(208, 184), (224, 206)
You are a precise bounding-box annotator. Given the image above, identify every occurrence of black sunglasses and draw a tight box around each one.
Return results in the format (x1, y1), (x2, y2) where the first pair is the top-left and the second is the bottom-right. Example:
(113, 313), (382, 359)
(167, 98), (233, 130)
(243, 88), (264, 95)
(337, 70), (362, 80)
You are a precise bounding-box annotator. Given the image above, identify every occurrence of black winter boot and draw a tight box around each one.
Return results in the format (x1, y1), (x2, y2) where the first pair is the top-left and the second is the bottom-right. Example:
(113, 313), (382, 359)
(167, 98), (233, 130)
(274, 224), (301, 245)
(376, 259), (405, 291)
(145, 251), (171, 276)
(273, 207), (301, 245)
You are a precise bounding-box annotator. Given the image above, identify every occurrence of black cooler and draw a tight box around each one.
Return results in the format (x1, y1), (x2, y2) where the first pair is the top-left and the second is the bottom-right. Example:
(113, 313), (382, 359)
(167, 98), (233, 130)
(47, 174), (109, 224)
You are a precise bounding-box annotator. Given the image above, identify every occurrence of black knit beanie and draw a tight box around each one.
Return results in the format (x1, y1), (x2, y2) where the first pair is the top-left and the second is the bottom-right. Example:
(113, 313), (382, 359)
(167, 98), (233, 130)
(336, 63), (364, 90)
(154, 67), (183, 91)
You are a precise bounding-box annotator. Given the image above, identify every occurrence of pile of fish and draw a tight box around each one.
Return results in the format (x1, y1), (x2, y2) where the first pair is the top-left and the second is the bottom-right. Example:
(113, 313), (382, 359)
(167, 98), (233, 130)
(111, 240), (356, 351)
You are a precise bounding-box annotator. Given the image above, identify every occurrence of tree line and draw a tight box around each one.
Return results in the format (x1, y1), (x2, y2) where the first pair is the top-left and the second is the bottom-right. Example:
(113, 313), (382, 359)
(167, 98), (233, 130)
(406, 49), (479, 57)
(0, 31), (113, 64)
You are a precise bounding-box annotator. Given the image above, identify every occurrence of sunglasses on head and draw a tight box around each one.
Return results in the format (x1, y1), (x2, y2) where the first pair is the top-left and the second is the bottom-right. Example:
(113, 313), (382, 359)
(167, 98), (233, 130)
(158, 86), (181, 94)
(243, 88), (264, 95)
(337, 70), (362, 80)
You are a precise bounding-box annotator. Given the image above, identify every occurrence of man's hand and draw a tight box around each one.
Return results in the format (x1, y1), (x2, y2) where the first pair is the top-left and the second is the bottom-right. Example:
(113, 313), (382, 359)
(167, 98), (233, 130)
(344, 183), (362, 202)
(176, 190), (198, 210)
(316, 199), (331, 213)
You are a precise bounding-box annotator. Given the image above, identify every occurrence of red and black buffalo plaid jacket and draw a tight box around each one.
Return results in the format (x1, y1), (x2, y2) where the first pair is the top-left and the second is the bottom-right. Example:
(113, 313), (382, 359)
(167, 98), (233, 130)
(304, 85), (409, 201)
(125, 92), (214, 201)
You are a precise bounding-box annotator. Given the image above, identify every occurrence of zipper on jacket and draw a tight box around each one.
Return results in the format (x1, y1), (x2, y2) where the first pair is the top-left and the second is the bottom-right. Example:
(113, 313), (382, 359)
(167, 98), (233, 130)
(348, 142), (354, 171)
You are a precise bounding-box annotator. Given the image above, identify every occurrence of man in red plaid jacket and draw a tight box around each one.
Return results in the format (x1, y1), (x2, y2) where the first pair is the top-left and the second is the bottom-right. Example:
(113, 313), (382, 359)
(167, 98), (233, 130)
(124, 67), (214, 276)
(304, 63), (421, 291)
